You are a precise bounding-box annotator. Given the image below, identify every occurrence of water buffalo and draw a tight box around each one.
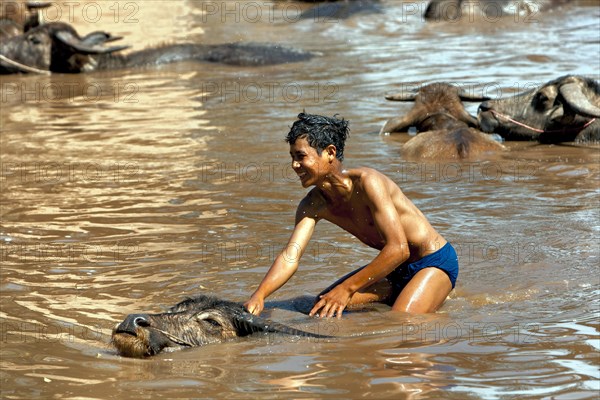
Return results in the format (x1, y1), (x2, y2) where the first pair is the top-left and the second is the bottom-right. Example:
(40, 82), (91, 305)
(296, 0), (383, 20)
(424, 0), (571, 22)
(380, 83), (506, 159)
(0, 22), (314, 74)
(111, 294), (330, 358)
(0, 1), (49, 40)
(478, 75), (600, 143)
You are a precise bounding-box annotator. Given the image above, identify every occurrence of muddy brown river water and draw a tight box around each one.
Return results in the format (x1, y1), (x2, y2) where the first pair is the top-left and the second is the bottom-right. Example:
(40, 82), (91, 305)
(1, 1), (599, 398)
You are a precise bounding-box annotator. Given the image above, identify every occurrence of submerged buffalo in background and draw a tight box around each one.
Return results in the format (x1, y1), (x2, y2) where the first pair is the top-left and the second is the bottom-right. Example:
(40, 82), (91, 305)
(295, 0), (383, 20)
(380, 83), (505, 159)
(424, 0), (572, 22)
(0, 22), (127, 74)
(0, 0), (49, 40)
(0, 22), (314, 74)
(111, 295), (330, 358)
(478, 75), (600, 142)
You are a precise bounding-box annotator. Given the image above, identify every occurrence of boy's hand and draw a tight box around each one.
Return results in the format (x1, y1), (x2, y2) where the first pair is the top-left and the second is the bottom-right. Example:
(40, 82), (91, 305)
(309, 285), (352, 319)
(244, 295), (264, 316)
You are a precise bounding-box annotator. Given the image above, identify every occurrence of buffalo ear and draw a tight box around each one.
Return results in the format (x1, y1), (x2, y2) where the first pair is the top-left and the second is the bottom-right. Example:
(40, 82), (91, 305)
(380, 116), (414, 134)
(55, 30), (129, 55)
(559, 82), (600, 118)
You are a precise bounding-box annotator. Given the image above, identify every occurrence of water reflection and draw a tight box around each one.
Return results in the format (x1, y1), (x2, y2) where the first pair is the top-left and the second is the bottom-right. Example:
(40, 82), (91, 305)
(1, 0), (599, 398)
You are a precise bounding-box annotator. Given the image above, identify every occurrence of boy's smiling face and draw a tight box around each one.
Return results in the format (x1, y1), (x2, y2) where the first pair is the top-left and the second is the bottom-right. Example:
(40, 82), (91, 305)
(289, 137), (331, 188)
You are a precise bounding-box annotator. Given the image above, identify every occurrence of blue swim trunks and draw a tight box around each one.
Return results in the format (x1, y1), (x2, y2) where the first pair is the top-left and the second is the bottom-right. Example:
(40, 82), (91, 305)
(316, 242), (459, 305)
(387, 242), (459, 296)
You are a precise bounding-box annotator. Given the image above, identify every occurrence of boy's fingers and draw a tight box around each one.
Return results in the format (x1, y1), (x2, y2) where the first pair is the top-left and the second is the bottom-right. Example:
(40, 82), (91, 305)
(245, 303), (260, 315)
(317, 303), (328, 318)
(309, 302), (322, 317)
(311, 297), (346, 318)
(320, 303), (333, 318)
(327, 305), (336, 318)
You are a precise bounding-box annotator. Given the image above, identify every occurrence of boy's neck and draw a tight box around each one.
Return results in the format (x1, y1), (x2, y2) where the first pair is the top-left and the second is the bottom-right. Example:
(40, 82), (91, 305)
(316, 162), (352, 203)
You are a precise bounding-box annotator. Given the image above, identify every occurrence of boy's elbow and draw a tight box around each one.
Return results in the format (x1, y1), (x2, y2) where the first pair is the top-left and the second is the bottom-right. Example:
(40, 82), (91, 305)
(389, 243), (410, 264)
(399, 249), (410, 264)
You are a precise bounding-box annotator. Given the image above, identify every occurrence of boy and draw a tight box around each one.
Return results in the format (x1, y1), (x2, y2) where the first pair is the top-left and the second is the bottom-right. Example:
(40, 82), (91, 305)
(244, 113), (458, 318)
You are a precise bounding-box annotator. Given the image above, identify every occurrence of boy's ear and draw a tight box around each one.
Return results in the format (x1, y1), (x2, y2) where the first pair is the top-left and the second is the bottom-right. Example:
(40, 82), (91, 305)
(325, 144), (337, 161)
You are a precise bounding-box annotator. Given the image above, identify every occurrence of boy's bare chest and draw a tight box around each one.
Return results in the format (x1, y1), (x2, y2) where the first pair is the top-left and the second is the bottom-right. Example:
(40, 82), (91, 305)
(323, 203), (383, 249)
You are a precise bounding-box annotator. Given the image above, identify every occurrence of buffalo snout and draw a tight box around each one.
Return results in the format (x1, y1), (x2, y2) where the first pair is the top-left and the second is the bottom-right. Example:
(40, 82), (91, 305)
(478, 101), (491, 113)
(115, 313), (151, 335)
(477, 101), (500, 133)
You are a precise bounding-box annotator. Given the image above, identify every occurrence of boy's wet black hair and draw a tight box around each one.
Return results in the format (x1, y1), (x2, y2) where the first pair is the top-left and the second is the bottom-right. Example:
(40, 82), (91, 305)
(286, 112), (350, 161)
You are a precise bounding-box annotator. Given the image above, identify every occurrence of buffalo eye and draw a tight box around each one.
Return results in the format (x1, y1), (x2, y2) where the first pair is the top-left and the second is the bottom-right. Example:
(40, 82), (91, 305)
(27, 35), (41, 45)
(533, 91), (553, 111)
(204, 318), (221, 327)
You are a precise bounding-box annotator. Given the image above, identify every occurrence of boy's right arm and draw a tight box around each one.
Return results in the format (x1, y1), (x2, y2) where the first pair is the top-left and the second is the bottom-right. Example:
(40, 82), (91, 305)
(244, 213), (317, 315)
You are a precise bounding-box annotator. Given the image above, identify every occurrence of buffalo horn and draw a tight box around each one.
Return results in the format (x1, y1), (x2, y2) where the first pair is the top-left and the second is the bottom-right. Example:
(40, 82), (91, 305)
(233, 311), (329, 338)
(457, 90), (490, 102)
(0, 54), (50, 74)
(231, 312), (271, 336)
(55, 30), (129, 55)
(26, 2), (52, 9)
(385, 92), (417, 101)
(559, 82), (600, 118)
(81, 31), (124, 46)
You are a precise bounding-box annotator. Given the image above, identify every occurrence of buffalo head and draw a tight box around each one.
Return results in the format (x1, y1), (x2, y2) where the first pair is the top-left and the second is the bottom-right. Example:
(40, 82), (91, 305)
(478, 75), (600, 142)
(0, 22), (127, 74)
(424, 0), (564, 22)
(380, 82), (489, 134)
(111, 295), (328, 358)
(380, 82), (504, 159)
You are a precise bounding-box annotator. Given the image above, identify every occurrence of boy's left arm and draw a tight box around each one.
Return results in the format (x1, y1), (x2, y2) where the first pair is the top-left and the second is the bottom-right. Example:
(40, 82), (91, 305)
(310, 174), (410, 318)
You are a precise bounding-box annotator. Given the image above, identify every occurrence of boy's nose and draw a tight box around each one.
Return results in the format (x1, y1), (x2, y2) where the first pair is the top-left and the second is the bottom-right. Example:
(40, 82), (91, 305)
(292, 160), (300, 169)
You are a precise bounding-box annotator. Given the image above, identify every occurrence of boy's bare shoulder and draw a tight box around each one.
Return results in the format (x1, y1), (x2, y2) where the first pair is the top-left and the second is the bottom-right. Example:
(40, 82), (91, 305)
(349, 166), (386, 178)
(349, 167), (395, 188)
(295, 188), (327, 221)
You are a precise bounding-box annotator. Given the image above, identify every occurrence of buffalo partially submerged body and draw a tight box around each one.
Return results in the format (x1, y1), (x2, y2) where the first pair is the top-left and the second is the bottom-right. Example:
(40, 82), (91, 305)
(0, 22), (314, 74)
(424, 0), (571, 22)
(381, 83), (506, 159)
(478, 75), (600, 143)
(111, 295), (329, 358)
